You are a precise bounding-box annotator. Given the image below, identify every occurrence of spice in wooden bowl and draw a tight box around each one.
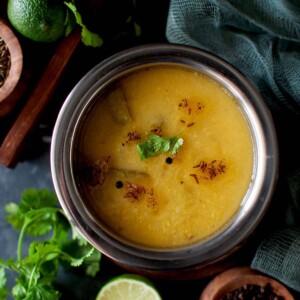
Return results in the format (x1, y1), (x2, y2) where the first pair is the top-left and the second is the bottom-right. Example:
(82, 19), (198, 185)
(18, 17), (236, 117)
(0, 37), (11, 87)
(0, 19), (23, 104)
(200, 266), (294, 300)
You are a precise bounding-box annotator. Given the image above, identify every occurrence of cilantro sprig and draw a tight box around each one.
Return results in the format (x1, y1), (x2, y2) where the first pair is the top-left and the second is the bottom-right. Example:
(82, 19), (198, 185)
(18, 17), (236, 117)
(64, 1), (103, 47)
(137, 134), (184, 160)
(0, 188), (101, 299)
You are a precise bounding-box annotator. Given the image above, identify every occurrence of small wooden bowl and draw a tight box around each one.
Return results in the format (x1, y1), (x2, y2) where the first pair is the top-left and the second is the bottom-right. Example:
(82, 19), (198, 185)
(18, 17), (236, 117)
(200, 266), (295, 300)
(0, 19), (23, 103)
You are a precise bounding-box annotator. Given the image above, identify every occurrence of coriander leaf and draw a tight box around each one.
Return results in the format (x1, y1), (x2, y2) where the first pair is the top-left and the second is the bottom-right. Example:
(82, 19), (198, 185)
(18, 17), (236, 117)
(64, 1), (103, 47)
(81, 26), (103, 48)
(169, 136), (184, 155)
(51, 213), (70, 245)
(71, 226), (88, 246)
(61, 238), (101, 276)
(84, 250), (101, 277)
(24, 284), (60, 300)
(137, 134), (184, 160)
(4, 202), (23, 230)
(19, 188), (57, 212)
(25, 243), (60, 267)
(2, 188), (101, 299)
(12, 279), (27, 299)
(5, 188), (58, 233)
(64, 8), (76, 36)
(0, 268), (8, 298)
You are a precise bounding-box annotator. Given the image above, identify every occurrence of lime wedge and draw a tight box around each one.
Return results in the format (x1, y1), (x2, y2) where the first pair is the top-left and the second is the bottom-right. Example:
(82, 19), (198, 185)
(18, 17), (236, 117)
(96, 274), (162, 300)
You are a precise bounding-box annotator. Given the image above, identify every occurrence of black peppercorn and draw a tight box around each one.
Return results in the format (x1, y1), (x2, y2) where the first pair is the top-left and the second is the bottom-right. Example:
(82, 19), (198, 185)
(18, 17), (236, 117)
(115, 181), (123, 189)
(165, 157), (173, 164)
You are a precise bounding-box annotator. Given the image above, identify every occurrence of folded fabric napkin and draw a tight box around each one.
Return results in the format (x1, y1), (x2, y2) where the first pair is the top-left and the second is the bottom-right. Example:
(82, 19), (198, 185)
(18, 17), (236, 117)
(166, 0), (300, 292)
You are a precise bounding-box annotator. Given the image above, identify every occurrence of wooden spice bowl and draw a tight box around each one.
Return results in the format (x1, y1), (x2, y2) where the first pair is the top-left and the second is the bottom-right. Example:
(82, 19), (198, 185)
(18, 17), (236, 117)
(199, 266), (295, 300)
(0, 18), (23, 104)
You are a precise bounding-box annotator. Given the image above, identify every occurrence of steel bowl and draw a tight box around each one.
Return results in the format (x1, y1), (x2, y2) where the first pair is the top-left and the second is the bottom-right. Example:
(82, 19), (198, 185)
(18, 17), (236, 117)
(50, 44), (278, 279)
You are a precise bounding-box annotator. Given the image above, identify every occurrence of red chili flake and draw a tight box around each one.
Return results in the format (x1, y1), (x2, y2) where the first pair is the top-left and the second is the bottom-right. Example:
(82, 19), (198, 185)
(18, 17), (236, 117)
(187, 122), (195, 127)
(193, 160), (226, 180)
(178, 98), (188, 108)
(124, 182), (146, 201)
(182, 99), (188, 107)
(218, 160), (226, 173)
(147, 197), (158, 210)
(195, 161), (208, 172)
(180, 119), (186, 124)
(207, 166), (217, 179)
(190, 173), (199, 184)
(127, 131), (141, 142)
(151, 128), (162, 136)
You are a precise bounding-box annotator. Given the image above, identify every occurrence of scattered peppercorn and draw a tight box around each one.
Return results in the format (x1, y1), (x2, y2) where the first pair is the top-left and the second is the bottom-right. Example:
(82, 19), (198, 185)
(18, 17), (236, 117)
(221, 283), (284, 300)
(165, 157), (173, 164)
(115, 181), (123, 189)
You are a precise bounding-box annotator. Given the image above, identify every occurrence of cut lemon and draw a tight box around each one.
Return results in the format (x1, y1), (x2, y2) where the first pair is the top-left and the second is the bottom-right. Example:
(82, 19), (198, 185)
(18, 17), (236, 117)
(96, 274), (162, 300)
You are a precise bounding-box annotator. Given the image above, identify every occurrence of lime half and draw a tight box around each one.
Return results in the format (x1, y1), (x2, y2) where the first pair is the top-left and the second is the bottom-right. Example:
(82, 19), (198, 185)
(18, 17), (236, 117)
(96, 274), (162, 300)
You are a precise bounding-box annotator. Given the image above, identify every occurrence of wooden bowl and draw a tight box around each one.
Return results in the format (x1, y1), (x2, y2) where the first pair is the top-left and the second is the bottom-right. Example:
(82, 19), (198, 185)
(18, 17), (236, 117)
(199, 266), (295, 300)
(0, 19), (23, 103)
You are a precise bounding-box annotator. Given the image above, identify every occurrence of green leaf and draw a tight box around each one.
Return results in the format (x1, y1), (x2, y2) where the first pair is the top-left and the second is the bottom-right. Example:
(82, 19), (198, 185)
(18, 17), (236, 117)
(19, 189), (58, 212)
(0, 268), (8, 298)
(61, 239), (101, 276)
(1, 188), (101, 299)
(137, 134), (184, 160)
(5, 189), (59, 234)
(81, 26), (103, 47)
(71, 227), (88, 246)
(12, 279), (27, 299)
(64, 8), (76, 36)
(24, 284), (60, 300)
(64, 1), (103, 47)
(169, 136), (184, 155)
(83, 250), (101, 277)
(25, 243), (60, 267)
(51, 213), (70, 245)
(5, 202), (23, 230)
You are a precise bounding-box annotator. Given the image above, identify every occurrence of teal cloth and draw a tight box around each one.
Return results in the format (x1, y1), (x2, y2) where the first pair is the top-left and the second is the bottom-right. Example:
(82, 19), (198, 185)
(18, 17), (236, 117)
(166, 0), (300, 292)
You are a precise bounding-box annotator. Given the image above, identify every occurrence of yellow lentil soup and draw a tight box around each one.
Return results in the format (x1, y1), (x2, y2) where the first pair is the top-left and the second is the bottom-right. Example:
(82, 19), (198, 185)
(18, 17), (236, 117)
(75, 64), (254, 248)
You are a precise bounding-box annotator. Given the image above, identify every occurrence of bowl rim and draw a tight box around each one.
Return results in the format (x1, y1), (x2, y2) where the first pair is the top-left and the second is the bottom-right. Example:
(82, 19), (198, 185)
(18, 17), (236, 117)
(50, 43), (279, 271)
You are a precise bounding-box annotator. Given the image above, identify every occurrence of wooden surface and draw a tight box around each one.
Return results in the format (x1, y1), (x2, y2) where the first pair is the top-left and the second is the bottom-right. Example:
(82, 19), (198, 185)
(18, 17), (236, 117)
(0, 28), (81, 167)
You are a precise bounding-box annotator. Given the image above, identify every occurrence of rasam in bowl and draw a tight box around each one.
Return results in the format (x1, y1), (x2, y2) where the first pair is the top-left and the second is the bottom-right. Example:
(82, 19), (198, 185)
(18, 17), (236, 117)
(50, 44), (278, 279)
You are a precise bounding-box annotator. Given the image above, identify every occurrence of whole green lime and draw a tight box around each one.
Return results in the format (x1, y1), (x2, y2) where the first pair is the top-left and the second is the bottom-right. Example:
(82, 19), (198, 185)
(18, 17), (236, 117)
(7, 0), (67, 43)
